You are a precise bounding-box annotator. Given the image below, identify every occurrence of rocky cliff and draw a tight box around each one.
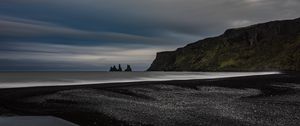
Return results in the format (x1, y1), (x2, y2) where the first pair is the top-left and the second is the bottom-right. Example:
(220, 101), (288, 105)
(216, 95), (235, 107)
(148, 18), (300, 71)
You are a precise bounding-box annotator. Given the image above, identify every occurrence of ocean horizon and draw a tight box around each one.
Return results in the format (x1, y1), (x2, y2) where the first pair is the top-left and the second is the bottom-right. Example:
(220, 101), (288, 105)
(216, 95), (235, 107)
(0, 71), (280, 88)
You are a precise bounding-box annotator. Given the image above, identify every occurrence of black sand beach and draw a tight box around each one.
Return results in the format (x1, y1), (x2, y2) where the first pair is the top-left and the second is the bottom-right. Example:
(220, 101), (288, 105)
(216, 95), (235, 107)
(0, 72), (300, 126)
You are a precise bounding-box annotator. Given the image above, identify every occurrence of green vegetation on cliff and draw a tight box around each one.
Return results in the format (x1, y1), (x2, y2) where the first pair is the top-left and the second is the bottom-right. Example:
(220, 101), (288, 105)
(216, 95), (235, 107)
(148, 18), (300, 71)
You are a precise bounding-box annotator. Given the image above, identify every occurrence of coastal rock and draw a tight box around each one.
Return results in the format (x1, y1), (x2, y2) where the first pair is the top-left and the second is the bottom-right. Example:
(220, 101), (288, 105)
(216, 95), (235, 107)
(148, 18), (300, 71)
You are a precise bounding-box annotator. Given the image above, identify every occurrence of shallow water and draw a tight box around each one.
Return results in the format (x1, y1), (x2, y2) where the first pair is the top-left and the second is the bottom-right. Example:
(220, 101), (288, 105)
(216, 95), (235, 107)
(0, 72), (280, 88)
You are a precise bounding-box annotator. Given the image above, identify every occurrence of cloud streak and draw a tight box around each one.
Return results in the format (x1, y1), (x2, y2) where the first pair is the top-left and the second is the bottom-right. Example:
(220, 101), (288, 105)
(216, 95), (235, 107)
(0, 16), (171, 46)
(3, 0), (300, 36)
(0, 0), (299, 70)
(0, 42), (176, 71)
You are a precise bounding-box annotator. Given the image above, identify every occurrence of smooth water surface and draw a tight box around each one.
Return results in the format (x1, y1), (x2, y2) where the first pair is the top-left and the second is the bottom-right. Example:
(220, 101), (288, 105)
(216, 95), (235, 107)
(0, 72), (280, 88)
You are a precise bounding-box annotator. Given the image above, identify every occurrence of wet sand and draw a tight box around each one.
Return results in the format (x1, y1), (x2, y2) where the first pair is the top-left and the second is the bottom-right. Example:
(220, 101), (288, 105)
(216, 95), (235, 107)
(0, 116), (78, 126)
(0, 72), (299, 126)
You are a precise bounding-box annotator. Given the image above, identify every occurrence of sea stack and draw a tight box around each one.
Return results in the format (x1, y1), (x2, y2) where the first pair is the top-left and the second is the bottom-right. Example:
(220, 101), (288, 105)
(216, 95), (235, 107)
(125, 65), (132, 72)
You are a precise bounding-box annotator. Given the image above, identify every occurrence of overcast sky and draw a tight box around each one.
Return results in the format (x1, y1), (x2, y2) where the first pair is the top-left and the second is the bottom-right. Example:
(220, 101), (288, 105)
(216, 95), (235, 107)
(0, 0), (300, 71)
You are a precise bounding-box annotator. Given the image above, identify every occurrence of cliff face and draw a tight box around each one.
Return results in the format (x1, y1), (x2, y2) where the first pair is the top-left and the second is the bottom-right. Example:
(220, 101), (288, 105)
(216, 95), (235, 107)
(148, 18), (300, 71)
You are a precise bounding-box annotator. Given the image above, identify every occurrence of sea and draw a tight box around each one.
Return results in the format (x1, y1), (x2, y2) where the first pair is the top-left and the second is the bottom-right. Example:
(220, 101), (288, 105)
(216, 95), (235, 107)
(0, 72), (280, 88)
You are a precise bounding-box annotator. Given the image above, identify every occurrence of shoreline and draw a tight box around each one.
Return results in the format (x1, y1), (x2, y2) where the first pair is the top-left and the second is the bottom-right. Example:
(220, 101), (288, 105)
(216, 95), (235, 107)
(0, 71), (281, 90)
(0, 71), (280, 89)
(0, 73), (299, 126)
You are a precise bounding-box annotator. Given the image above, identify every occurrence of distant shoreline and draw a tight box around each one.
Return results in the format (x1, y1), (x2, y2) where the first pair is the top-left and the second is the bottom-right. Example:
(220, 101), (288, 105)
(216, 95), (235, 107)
(0, 71), (280, 89)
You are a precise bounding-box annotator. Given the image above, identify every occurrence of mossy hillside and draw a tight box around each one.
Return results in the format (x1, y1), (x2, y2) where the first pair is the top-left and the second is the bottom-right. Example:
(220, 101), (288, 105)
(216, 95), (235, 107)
(148, 18), (300, 71)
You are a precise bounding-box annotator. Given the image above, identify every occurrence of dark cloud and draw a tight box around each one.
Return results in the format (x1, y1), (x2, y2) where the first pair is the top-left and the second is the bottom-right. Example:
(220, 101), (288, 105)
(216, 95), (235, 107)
(0, 42), (176, 71)
(2, 0), (300, 36)
(0, 0), (299, 70)
(0, 16), (172, 46)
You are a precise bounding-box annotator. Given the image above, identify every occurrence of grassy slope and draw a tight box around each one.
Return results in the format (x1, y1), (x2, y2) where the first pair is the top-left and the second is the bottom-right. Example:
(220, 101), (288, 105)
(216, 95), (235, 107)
(175, 35), (300, 71)
(148, 18), (300, 71)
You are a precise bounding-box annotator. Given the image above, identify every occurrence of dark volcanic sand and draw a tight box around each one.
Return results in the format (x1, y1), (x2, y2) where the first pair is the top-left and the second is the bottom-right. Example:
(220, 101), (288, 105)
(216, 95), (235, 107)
(0, 73), (300, 126)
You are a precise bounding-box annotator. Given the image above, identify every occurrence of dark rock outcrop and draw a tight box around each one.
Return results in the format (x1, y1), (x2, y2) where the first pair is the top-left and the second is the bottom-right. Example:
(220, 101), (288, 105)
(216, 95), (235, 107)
(125, 65), (132, 72)
(148, 17), (300, 71)
(110, 65), (118, 72)
(110, 64), (133, 72)
(117, 64), (123, 71)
